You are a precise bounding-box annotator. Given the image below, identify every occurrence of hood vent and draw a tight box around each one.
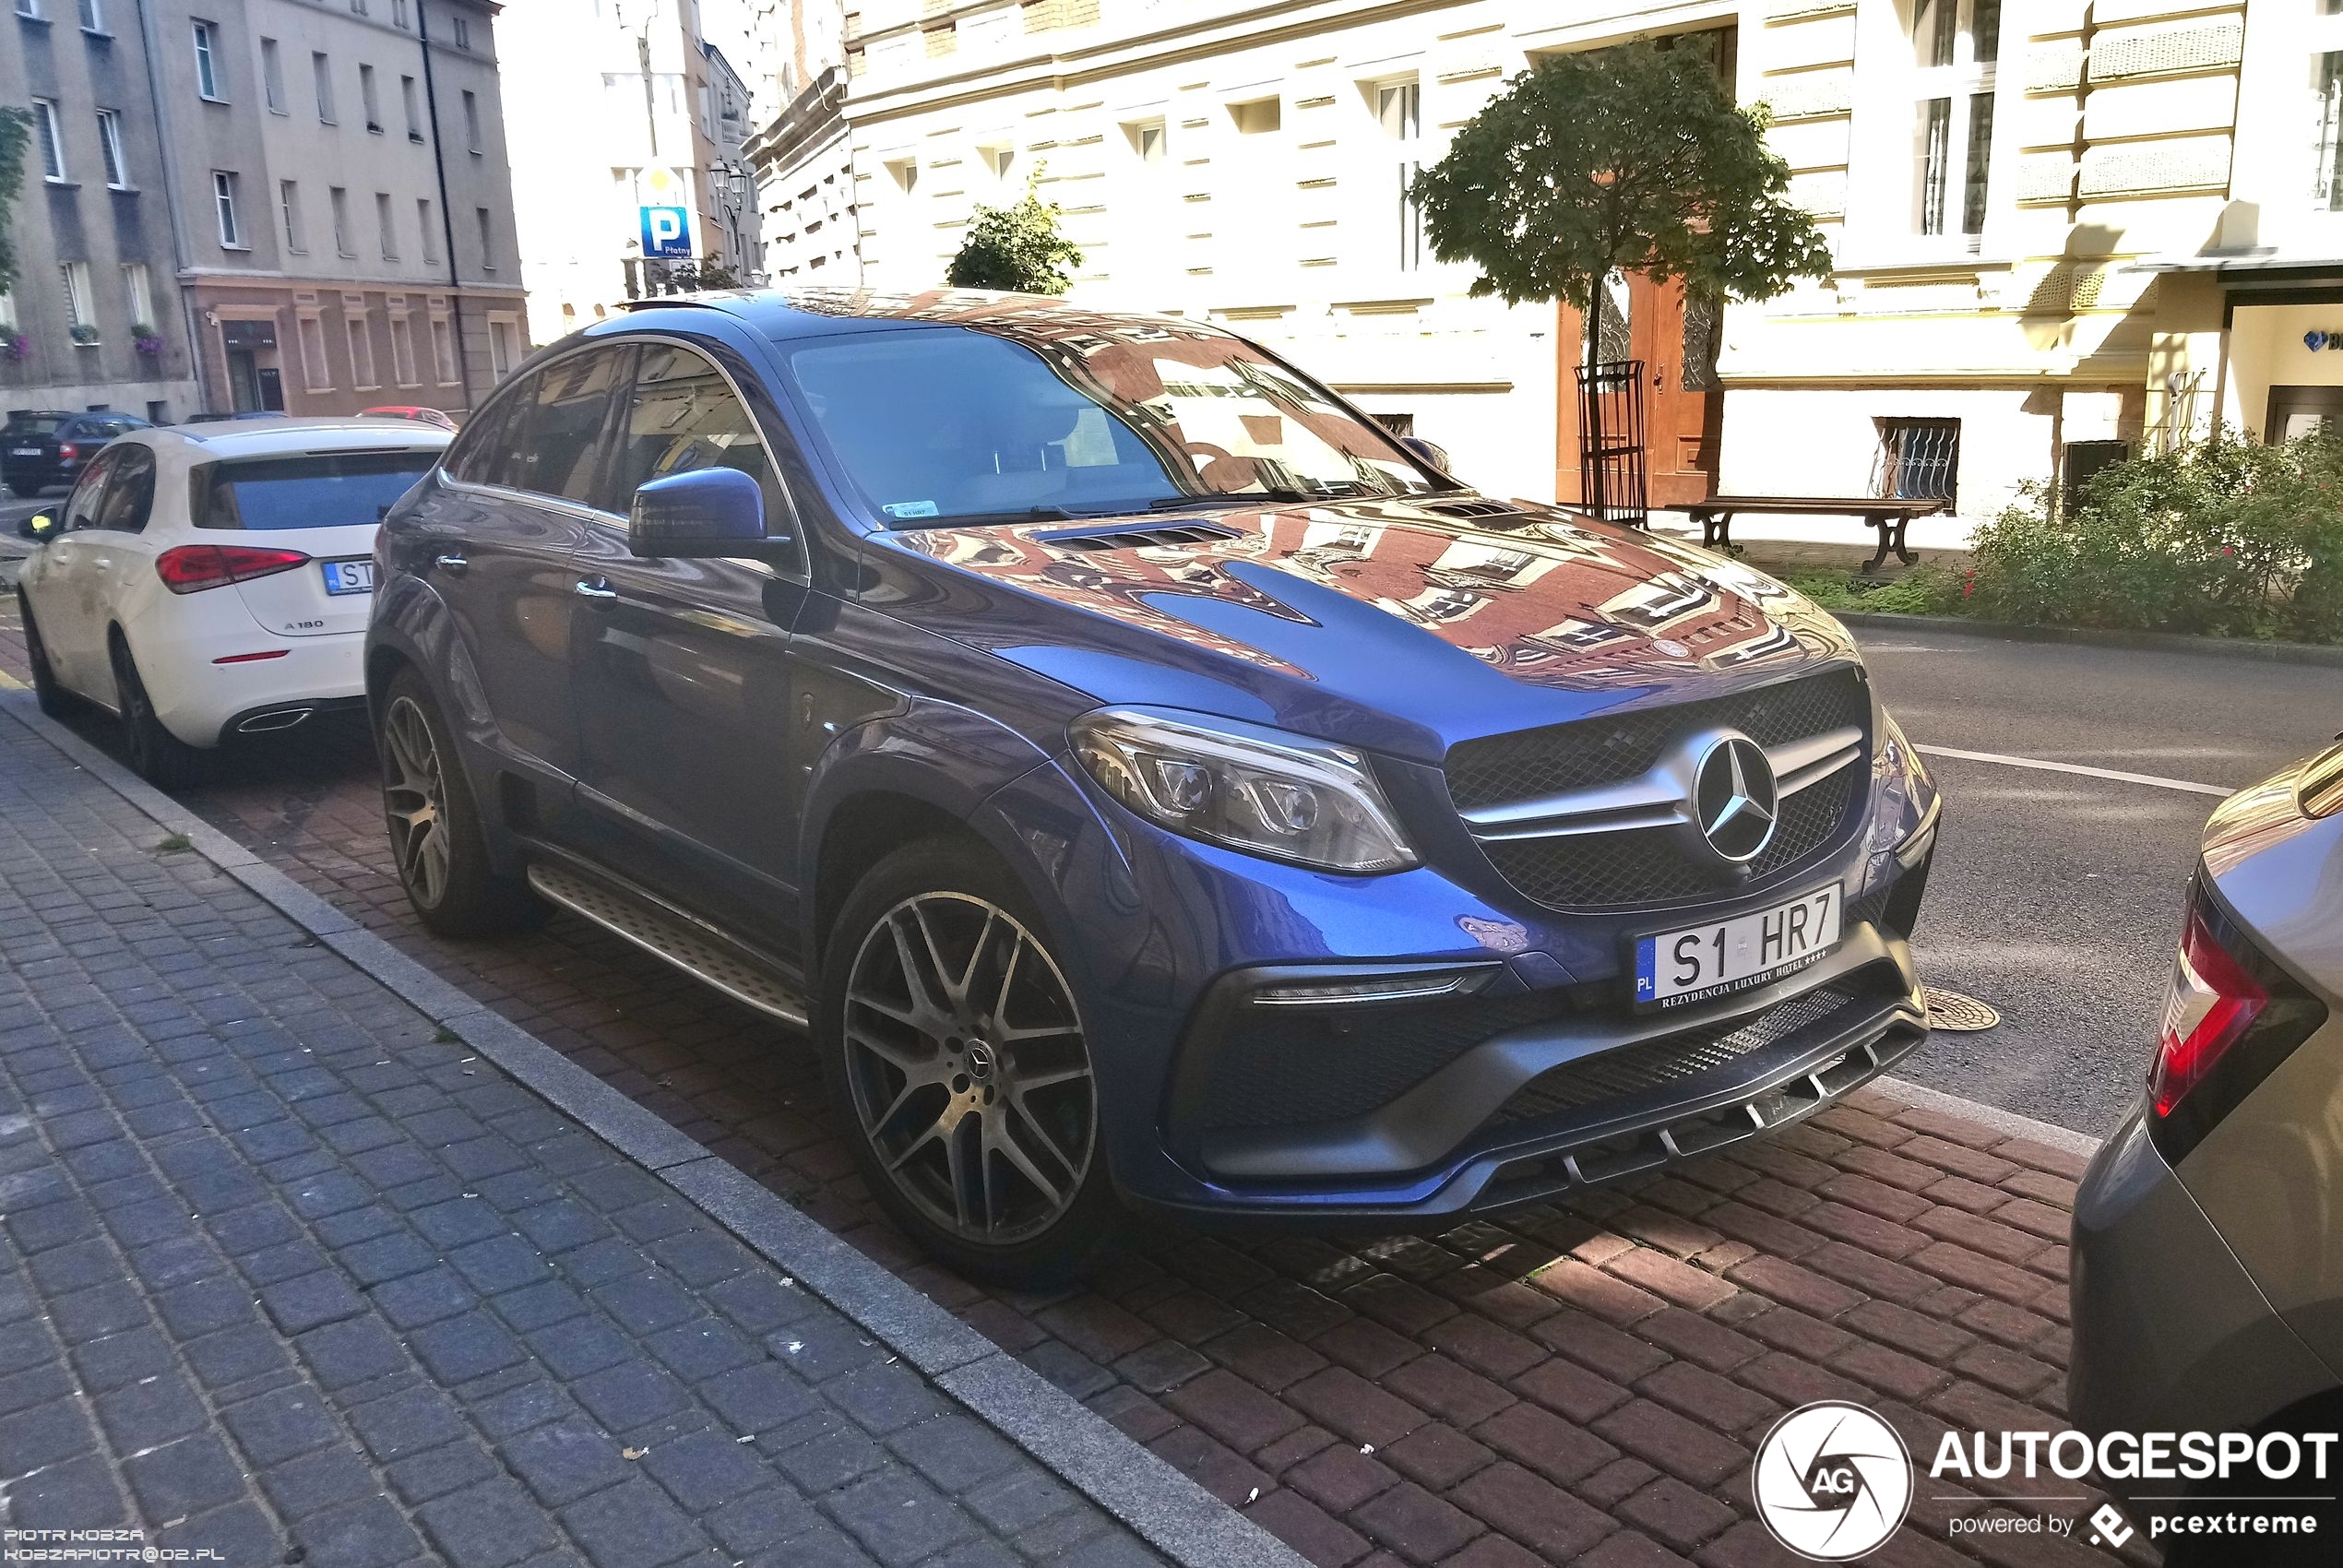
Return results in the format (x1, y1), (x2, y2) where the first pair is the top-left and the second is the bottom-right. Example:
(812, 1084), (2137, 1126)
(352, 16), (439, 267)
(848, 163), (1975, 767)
(1424, 497), (1525, 520)
(1037, 520), (1242, 552)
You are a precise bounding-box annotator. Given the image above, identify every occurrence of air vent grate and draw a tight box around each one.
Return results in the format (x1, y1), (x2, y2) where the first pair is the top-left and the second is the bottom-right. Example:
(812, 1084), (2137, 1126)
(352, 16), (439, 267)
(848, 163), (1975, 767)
(1036, 520), (1242, 552)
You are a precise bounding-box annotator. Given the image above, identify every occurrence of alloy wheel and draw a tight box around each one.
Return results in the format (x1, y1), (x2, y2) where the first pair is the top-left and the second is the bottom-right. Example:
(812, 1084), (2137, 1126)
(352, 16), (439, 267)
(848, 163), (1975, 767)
(842, 893), (1096, 1246)
(382, 695), (451, 907)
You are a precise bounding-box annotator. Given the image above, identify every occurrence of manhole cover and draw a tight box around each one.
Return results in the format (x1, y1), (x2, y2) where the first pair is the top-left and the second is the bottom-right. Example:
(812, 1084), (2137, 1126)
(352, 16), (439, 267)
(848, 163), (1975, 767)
(1924, 986), (2001, 1032)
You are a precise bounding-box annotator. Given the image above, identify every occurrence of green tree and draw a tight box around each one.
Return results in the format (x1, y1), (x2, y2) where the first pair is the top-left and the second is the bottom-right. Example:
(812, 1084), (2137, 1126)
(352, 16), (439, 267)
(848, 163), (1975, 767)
(946, 177), (1083, 295)
(1410, 42), (1832, 367)
(0, 106), (32, 294)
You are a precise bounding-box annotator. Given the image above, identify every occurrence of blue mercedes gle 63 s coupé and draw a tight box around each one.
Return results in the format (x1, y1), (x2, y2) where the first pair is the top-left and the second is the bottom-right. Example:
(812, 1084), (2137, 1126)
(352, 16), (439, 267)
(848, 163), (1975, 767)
(364, 288), (1940, 1280)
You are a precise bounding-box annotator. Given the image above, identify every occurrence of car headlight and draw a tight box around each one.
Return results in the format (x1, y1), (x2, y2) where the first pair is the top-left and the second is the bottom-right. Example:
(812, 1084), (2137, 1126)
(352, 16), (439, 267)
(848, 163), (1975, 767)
(1070, 707), (1417, 873)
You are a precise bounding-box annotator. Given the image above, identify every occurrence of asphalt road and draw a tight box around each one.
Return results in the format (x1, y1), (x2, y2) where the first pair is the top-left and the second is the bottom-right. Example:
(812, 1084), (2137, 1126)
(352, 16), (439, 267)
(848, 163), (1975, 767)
(1862, 625), (2339, 1138)
(2, 485), (2329, 1139)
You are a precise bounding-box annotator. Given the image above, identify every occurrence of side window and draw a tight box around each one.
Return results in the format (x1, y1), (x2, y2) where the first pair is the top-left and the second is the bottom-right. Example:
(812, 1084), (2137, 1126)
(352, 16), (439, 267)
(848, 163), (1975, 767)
(602, 343), (781, 524)
(516, 346), (630, 507)
(443, 375), (536, 490)
(63, 451), (119, 530)
(93, 446), (157, 532)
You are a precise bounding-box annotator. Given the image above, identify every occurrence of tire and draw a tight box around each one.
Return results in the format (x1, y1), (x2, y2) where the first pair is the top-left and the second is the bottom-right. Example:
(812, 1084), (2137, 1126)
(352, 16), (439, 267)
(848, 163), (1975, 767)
(18, 590), (79, 719)
(108, 634), (200, 789)
(376, 669), (544, 938)
(820, 839), (1120, 1285)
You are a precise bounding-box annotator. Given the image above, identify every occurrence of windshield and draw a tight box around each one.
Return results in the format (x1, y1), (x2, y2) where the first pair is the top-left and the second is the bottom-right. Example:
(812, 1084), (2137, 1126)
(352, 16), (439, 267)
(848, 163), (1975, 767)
(780, 327), (1441, 528)
(5, 417), (66, 439)
(199, 451), (435, 530)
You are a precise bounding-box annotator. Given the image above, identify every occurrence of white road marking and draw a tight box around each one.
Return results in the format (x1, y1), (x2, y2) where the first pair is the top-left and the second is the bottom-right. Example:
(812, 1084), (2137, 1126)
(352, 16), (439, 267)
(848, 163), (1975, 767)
(1916, 743), (2232, 798)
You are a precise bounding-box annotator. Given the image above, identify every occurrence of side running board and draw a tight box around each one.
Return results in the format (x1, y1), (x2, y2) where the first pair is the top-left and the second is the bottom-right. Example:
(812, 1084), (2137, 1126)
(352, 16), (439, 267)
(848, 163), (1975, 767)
(526, 861), (810, 1028)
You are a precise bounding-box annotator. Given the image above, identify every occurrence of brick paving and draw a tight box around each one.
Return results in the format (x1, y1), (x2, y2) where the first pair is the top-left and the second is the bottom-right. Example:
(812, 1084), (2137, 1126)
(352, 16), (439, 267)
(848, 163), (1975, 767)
(0, 716), (1164, 1568)
(0, 606), (2146, 1568)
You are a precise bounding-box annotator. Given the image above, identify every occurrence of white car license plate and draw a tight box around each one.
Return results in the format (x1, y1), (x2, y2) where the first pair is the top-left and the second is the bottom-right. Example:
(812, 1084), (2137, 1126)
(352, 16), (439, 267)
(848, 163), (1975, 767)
(321, 559), (375, 596)
(1634, 883), (1842, 1010)
(9, 447), (39, 457)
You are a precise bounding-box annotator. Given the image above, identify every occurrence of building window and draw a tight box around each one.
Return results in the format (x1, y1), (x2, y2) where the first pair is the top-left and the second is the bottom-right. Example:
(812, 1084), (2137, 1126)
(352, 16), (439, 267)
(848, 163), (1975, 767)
(262, 38), (285, 113)
(280, 179), (305, 252)
(401, 75), (422, 141)
(1128, 119), (1167, 164)
(96, 110), (129, 188)
(212, 171), (243, 246)
(361, 64), (382, 131)
(314, 52), (335, 123)
(32, 99), (65, 183)
(347, 315), (377, 388)
(1231, 97), (1281, 136)
(351, 0), (366, 15)
(476, 207), (496, 269)
(981, 144), (1015, 183)
(77, 0), (101, 31)
(1376, 78), (1423, 271)
(489, 316), (519, 375)
(121, 262), (151, 327)
(431, 314), (457, 383)
(59, 261), (95, 333)
(461, 89), (482, 152)
(193, 20), (223, 100)
(451, 14), (470, 50)
(299, 313), (332, 390)
(885, 158), (918, 193)
(417, 197), (439, 263)
(376, 192), (397, 258)
(1910, 0), (1999, 240)
(330, 185), (352, 255)
(390, 314), (417, 385)
(0, 290), (17, 333)
(392, 0), (408, 29)
(15, 0), (43, 19)
(1874, 417), (1960, 501)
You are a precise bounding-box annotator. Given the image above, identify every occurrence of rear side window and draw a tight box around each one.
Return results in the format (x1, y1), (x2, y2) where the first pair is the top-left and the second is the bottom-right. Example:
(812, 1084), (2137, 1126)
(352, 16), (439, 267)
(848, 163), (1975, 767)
(196, 451), (437, 530)
(93, 446), (157, 532)
(441, 378), (533, 490)
(602, 343), (779, 518)
(514, 347), (629, 507)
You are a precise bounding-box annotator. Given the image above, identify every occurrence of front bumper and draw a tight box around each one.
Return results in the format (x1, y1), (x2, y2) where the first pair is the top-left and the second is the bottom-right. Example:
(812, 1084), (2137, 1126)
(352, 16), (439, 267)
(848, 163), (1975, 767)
(2069, 1105), (2335, 1500)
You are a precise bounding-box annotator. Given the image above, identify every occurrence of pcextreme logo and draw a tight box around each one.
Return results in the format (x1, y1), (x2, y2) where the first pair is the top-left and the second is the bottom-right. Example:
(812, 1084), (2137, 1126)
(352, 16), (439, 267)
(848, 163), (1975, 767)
(1752, 1402), (1914, 1561)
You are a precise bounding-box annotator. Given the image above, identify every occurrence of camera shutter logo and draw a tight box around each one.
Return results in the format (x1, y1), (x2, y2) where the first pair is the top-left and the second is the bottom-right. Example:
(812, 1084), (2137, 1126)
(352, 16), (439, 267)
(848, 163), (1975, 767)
(1752, 1401), (1914, 1561)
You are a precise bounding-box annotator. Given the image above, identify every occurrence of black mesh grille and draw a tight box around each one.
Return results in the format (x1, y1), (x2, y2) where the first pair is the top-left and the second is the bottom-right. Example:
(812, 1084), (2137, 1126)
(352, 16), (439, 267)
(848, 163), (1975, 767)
(1445, 668), (1868, 814)
(1490, 983), (1863, 1126)
(1478, 760), (1861, 910)
(1188, 989), (1576, 1136)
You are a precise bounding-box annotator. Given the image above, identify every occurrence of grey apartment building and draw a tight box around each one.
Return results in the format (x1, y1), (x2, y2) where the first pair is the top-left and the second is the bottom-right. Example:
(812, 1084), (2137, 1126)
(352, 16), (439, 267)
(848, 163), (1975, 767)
(6, 0), (523, 422)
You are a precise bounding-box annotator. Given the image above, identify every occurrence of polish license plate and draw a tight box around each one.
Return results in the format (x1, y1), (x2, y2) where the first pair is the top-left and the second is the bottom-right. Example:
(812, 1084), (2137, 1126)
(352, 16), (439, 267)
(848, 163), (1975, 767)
(9, 447), (39, 457)
(1634, 883), (1841, 1011)
(321, 559), (375, 596)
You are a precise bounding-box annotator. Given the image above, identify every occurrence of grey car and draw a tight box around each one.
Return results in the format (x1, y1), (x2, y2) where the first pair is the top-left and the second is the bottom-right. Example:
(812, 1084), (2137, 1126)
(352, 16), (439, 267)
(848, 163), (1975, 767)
(2071, 739), (2343, 1562)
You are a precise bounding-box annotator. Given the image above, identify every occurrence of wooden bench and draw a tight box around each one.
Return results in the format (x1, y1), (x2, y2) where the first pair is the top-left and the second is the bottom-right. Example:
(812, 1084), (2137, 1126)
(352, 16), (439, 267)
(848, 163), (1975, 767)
(1682, 494), (1954, 576)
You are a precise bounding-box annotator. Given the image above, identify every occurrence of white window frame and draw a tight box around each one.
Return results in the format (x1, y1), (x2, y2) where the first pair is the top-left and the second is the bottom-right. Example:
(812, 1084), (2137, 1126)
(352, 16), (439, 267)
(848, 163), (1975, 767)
(298, 310), (333, 391)
(96, 109), (129, 189)
(401, 75), (422, 142)
(193, 20), (224, 101)
(314, 51), (336, 124)
(15, 0), (44, 21)
(430, 312), (458, 384)
(280, 179), (305, 252)
(451, 14), (470, 50)
(461, 89), (482, 152)
(261, 37), (286, 113)
(60, 261), (95, 333)
(32, 99), (66, 183)
(330, 186), (353, 255)
(392, 0), (409, 29)
(376, 192), (398, 259)
(488, 314), (520, 376)
(417, 197), (440, 264)
(1909, 0), (2000, 245)
(121, 262), (152, 328)
(78, 0), (102, 33)
(211, 170), (244, 248)
(389, 312), (418, 386)
(360, 63), (382, 133)
(346, 312), (378, 389)
(1374, 77), (1424, 272)
(1128, 118), (1167, 166)
(476, 206), (496, 270)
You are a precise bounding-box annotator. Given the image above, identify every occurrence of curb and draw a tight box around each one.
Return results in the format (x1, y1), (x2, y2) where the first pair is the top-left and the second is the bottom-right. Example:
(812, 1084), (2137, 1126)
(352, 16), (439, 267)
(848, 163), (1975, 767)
(1866, 1075), (2102, 1158)
(0, 689), (1308, 1568)
(1836, 610), (2343, 668)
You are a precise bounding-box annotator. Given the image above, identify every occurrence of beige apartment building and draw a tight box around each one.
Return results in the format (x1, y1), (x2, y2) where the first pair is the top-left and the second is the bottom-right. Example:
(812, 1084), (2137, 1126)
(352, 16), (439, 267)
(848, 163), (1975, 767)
(147, 0), (524, 419)
(751, 0), (2343, 519)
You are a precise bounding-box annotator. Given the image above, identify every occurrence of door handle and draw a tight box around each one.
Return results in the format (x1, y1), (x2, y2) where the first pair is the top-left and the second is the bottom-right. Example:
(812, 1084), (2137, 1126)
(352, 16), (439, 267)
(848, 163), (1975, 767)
(434, 552), (469, 576)
(574, 578), (618, 601)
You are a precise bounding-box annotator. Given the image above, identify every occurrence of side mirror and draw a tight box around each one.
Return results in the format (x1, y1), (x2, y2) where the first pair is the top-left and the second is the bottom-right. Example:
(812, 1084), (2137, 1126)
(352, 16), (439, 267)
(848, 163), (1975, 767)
(18, 514), (58, 542)
(626, 467), (775, 559)
(1400, 436), (1452, 475)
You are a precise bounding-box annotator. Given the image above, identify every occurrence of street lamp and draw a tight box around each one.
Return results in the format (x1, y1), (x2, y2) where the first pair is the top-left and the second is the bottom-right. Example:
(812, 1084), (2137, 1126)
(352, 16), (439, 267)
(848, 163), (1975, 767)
(709, 160), (753, 279)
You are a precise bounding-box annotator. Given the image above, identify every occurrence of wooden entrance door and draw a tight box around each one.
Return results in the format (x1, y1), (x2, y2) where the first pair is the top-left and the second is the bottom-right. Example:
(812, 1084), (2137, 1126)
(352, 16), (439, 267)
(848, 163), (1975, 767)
(1553, 274), (1722, 510)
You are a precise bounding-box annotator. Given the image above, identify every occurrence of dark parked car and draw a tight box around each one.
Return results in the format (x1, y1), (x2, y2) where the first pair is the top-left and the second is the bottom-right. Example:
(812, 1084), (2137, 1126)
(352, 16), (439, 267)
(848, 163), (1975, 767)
(3, 410), (152, 497)
(2070, 742), (2343, 1562)
(364, 289), (1941, 1280)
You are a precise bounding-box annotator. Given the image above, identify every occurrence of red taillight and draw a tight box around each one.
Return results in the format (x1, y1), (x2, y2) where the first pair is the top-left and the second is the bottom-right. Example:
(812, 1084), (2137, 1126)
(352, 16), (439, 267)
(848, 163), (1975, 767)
(213, 649), (291, 664)
(2149, 903), (2269, 1119)
(155, 544), (312, 594)
(57, 442), (78, 460)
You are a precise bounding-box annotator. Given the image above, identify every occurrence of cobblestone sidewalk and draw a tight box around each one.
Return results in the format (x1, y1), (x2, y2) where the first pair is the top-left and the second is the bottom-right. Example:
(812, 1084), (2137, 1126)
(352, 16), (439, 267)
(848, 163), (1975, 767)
(0, 608), (2137, 1568)
(0, 717), (1167, 1568)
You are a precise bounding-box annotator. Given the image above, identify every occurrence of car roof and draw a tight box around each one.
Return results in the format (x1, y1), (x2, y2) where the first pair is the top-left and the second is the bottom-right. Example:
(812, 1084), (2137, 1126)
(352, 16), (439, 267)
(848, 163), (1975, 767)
(597, 287), (1242, 355)
(143, 418), (451, 459)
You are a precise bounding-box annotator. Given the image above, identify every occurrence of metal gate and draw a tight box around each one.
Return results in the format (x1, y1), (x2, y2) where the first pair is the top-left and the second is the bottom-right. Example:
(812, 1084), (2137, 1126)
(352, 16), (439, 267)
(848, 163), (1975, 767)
(1576, 359), (1649, 529)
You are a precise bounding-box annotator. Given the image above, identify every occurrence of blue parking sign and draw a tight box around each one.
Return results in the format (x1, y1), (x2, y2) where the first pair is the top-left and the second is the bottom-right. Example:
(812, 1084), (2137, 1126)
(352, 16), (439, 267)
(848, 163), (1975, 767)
(639, 206), (693, 259)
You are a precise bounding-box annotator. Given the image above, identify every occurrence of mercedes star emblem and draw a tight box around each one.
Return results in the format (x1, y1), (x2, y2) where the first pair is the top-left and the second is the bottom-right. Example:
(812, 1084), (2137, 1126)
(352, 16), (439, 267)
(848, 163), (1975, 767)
(1694, 733), (1780, 863)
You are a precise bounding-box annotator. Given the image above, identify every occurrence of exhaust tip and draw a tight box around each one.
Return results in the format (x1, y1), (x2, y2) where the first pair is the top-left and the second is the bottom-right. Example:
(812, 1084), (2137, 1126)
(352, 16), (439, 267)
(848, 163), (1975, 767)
(236, 707), (312, 733)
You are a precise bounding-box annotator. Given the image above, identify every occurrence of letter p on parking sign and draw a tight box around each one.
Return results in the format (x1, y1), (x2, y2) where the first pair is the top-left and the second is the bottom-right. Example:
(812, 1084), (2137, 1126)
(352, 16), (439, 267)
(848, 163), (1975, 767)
(640, 206), (693, 258)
